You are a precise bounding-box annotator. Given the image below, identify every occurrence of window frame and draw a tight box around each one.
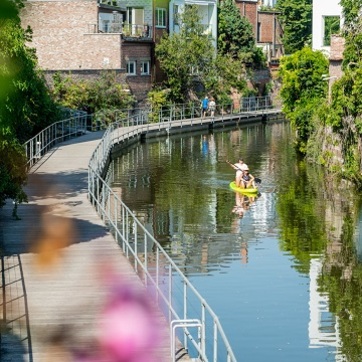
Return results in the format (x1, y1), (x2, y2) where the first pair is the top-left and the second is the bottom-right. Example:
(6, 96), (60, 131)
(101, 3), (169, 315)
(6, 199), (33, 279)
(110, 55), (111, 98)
(323, 15), (340, 47)
(173, 4), (179, 25)
(126, 60), (136, 75)
(155, 8), (167, 28)
(140, 60), (150, 75)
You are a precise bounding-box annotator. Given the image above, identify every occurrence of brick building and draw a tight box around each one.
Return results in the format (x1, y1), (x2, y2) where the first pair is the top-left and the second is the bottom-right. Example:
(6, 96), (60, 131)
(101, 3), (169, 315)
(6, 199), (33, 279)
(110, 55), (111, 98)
(233, 0), (283, 63)
(329, 34), (345, 80)
(20, 0), (154, 103)
(257, 10), (283, 62)
(234, 0), (258, 38)
(20, 0), (217, 103)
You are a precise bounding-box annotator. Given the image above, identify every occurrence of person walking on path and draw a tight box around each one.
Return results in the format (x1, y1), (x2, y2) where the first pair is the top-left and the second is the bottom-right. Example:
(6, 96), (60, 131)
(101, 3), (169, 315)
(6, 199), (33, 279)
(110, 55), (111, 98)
(201, 96), (209, 118)
(209, 97), (216, 119)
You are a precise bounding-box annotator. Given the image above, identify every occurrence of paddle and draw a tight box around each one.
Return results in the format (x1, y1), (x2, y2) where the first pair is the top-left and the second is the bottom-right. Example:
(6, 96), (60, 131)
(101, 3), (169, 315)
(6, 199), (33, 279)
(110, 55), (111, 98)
(225, 160), (262, 184)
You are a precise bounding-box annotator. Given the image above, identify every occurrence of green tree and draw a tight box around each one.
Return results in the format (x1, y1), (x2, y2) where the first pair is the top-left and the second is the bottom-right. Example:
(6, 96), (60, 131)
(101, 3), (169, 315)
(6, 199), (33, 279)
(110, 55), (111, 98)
(0, 0), (58, 211)
(305, 0), (362, 185)
(217, 0), (255, 58)
(0, 2), (58, 143)
(340, 0), (362, 68)
(203, 53), (247, 104)
(278, 47), (328, 153)
(52, 71), (135, 124)
(155, 5), (214, 102)
(276, 0), (312, 54)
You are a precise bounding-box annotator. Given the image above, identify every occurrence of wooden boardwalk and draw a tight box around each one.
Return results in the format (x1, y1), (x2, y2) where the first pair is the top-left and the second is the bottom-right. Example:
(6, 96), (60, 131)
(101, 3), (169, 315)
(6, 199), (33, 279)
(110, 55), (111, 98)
(0, 130), (190, 362)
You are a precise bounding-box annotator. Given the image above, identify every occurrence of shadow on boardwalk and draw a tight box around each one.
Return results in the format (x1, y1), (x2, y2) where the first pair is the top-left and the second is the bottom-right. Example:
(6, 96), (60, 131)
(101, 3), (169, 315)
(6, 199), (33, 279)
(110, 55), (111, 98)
(0, 131), (177, 362)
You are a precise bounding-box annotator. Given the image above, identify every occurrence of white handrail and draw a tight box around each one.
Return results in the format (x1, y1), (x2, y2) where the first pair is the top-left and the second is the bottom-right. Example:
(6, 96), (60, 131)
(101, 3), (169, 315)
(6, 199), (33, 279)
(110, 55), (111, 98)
(88, 122), (238, 361)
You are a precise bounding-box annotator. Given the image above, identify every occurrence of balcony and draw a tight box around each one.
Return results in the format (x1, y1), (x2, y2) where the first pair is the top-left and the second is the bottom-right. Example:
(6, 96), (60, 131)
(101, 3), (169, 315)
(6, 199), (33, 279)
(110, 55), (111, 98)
(88, 22), (153, 39)
(98, 0), (126, 8)
(122, 23), (152, 39)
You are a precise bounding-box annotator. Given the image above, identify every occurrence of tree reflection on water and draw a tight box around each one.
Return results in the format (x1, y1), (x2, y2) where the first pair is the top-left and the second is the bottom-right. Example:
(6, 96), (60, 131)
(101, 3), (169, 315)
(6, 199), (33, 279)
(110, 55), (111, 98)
(109, 122), (362, 361)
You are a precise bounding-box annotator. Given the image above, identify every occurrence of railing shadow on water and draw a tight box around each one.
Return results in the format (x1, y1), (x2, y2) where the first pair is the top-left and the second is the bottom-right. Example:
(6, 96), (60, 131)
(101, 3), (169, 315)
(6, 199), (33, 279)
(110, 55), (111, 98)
(21, 96), (274, 361)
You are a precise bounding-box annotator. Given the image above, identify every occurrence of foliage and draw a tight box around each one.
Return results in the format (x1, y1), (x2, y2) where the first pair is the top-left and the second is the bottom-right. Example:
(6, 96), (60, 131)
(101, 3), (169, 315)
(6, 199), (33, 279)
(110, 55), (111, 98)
(217, 0), (254, 58)
(0, 0), (58, 211)
(340, 0), (362, 68)
(0, 141), (27, 208)
(155, 5), (215, 102)
(318, 208), (362, 361)
(52, 71), (135, 124)
(217, 0), (266, 69)
(276, 160), (327, 273)
(0, 5), (59, 143)
(276, 0), (312, 54)
(155, 4), (263, 105)
(305, 1), (362, 185)
(146, 88), (170, 123)
(259, 5), (276, 11)
(278, 47), (328, 153)
(340, 0), (362, 28)
(203, 53), (247, 102)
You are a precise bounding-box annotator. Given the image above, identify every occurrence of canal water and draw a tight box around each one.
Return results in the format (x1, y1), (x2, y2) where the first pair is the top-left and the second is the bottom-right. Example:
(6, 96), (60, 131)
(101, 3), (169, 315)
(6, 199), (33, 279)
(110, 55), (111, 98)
(107, 120), (362, 362)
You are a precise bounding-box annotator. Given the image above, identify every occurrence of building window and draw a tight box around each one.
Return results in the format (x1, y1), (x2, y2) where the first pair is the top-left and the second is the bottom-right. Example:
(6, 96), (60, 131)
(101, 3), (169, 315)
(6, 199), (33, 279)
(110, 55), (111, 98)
(155, 8), (167, 28)
(257, 22), (261, 42)
(173, 4), (179, 25)
(141, 61), (150, 75)
(323, 16), (340, 46)
(127, 61), (136, 75)
(126, 7), (144, 25)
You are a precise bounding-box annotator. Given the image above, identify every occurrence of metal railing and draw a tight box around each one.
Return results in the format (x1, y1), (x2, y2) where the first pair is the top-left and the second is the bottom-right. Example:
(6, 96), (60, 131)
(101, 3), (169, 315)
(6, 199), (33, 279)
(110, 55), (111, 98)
(23, 111), (89, 169)
(112, 96), (273, 127)
(88, 123), (237, 361)
(122, 23), (152, 38)
(239, 95), (272, 112)
(23, 96), (275, 171)
(88, 21), (153, 38)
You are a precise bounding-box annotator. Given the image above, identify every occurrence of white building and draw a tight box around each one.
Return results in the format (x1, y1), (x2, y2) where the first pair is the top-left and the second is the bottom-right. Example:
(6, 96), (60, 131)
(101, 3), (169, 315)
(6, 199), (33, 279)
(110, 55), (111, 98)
(169, 0), (218, 48)
(312, 0), (343, 55)
(260, 0), (277, 7)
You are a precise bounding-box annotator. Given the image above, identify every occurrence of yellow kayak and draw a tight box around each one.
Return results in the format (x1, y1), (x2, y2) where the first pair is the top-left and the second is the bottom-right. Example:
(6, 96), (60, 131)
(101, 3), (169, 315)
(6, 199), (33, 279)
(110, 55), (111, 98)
(229, 181), (258, 194)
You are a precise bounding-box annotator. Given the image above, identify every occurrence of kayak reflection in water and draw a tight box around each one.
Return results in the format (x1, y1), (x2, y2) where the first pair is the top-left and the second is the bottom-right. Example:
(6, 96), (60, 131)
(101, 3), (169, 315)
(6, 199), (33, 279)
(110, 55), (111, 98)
(232, 192), (256, 219)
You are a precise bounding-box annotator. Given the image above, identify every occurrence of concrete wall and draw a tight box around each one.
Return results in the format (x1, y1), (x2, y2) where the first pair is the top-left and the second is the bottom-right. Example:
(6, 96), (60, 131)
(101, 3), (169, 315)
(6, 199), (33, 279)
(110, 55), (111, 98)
(21, 0), (122, 70)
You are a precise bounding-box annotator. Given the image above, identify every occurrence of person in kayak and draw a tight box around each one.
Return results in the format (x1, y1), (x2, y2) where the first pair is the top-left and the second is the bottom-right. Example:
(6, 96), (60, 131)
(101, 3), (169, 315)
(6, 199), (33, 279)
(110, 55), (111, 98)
(241, 168), (256, 189)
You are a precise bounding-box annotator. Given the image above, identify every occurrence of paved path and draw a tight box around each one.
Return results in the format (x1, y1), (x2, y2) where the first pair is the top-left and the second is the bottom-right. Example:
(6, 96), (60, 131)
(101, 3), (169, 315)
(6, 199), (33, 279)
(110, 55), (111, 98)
(0, 131), (189, 361)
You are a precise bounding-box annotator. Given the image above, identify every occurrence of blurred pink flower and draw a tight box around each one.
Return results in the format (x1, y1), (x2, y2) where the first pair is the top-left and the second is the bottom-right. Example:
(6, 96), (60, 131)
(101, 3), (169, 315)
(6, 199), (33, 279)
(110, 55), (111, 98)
(97, 284), (159, 362)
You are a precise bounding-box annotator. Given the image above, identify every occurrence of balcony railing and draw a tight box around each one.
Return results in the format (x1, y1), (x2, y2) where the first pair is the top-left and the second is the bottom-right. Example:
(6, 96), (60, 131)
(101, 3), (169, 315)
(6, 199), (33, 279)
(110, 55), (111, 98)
(88, 22), (153, 39)
(98, 0), (125, 7)
(122, 23), (152, 38)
